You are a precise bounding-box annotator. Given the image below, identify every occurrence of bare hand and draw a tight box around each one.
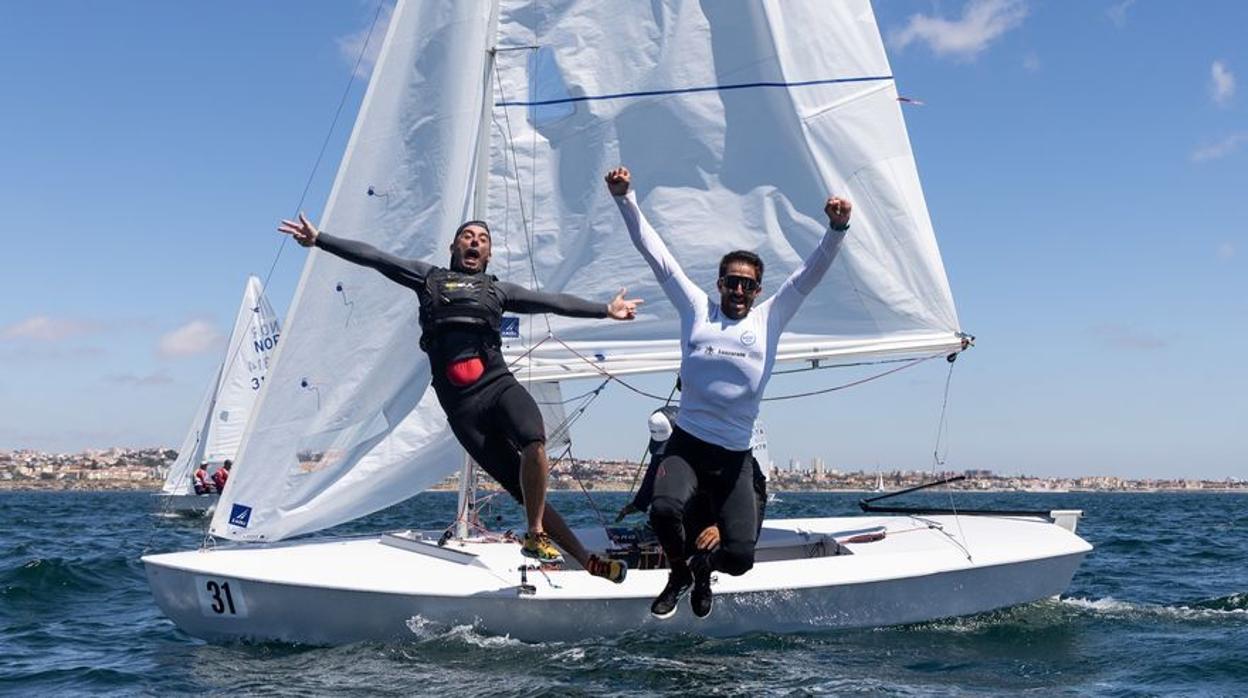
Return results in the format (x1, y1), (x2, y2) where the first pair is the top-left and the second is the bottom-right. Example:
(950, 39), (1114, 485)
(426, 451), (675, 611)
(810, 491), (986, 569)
(695, 525), (721, 551)
(824, 196), (852, 229)
(605, 167), (631, 196)
(607, 287), (643, 320)
(277, 212), (320, 247)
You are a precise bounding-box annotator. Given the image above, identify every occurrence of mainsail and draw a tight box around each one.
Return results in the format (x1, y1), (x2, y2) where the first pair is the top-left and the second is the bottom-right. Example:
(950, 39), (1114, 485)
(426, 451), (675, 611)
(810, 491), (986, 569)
(212, 0), (963, 542)
(161, 276), (281, 495)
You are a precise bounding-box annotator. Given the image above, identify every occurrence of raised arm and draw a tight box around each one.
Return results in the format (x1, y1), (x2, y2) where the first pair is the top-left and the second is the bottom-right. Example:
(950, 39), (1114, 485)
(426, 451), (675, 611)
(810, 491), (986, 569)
(766, 196), (852, 330)
(500, 283), (640, 321)
(278, 213), (431, 290)
(605, 167), (703, 313)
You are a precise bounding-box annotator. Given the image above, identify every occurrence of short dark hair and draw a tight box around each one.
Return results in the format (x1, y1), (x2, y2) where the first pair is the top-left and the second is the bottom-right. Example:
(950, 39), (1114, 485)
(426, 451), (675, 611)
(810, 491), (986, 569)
(223, 460), (233, 469)
(719, 250), (764, 281)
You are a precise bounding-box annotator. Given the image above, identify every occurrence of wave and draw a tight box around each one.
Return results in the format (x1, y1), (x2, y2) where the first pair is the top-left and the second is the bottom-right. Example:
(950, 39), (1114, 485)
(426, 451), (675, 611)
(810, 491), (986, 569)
(1060, 594), (1248, 621)
(0, 556), (137, 601)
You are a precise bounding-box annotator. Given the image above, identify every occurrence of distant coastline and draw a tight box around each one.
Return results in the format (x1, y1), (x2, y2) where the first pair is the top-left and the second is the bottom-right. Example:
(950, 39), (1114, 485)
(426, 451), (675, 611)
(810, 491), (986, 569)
(3, 447), (1244, 494)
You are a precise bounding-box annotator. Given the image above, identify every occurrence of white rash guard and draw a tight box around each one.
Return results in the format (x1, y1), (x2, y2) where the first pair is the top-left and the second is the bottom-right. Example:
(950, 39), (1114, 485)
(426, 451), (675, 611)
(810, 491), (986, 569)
(615, 191), (846, 451)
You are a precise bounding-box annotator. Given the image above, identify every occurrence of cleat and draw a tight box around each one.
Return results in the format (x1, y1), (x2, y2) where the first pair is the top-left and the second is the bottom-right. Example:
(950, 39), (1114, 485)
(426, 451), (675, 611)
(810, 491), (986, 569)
(521, 531), (564, 564)
(689, 553), (714, 619)
(586, 554), (628, 584)
(650, 567), (692, 620)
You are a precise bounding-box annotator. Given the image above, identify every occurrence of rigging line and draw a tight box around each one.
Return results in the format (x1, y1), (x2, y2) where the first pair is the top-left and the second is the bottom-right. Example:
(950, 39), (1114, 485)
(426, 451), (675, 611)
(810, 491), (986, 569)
(625, 379), (679, 497)
(197, 0), (388, 497)
(547, 335), (675, 401)
(932, 358), (956, 470)
(761, 352), (944, 401)
(491, 53), (552, 336)
(772, 355), (928, 376)
(551, 443), (610, 530)
(931, 357), (970, 560)
(536, 378), (610, 405)
(495, 75), (894, 107)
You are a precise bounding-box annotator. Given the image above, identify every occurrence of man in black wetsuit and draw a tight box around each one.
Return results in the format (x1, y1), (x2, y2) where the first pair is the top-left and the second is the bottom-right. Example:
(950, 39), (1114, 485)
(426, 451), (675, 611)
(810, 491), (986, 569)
(278, 213), (638, 583)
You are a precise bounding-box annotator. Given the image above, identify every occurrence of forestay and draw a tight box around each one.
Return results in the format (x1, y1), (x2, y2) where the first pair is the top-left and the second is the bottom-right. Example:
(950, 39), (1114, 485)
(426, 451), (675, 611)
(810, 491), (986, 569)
(212, 0), (964, 542)
(161, 276), (280, 495)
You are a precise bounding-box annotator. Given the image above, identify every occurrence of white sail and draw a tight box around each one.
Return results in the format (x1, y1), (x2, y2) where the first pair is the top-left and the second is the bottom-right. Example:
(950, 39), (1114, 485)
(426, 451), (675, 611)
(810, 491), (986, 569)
(161, 366), (219, 495)
(203, 276), (282, 463)
(487, 0), (962, 381)
(160, 276), (279, 495)
(210, 1), (497, 541)
(214, 0), (963, 542)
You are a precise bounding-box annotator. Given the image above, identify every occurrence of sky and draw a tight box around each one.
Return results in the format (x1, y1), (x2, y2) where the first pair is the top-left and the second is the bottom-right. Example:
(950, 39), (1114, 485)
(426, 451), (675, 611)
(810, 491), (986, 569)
(0, 0), (1244, 479)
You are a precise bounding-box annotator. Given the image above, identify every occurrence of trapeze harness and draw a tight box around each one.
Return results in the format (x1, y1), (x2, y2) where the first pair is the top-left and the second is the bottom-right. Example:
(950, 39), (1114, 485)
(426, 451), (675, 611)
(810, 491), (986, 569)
(418, 268), (505, 387)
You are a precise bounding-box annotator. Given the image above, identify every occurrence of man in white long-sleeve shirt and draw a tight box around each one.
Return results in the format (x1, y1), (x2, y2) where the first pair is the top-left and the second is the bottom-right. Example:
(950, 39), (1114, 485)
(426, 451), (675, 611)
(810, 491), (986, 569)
(605, 166), (851, 620)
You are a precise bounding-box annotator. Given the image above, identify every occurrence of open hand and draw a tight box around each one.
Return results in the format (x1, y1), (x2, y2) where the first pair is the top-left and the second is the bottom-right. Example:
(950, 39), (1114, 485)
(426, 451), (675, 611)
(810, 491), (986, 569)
(605, 167), (631, 196)
(277, 212), (320, 247)
(607, 287), (643, 320)
(695, 524), (721, 551)
(824, 196), (852, 230)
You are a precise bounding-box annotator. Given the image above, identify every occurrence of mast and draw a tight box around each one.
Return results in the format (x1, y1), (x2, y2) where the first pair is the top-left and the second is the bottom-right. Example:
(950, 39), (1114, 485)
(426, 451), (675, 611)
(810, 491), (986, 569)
(456, 0), (502, 540)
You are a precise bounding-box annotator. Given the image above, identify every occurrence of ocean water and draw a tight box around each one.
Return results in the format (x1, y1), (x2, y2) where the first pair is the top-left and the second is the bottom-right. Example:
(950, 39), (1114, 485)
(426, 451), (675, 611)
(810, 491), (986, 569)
(1, 490), (1245, 696)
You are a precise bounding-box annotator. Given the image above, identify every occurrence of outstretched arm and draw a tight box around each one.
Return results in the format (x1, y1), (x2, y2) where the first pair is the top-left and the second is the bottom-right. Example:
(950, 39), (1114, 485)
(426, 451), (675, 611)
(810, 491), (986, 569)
(605, 167), (703, 313)
(768, 196), (852, 330)
(500, 284), (641, 320)
(278, 213), (431, 290)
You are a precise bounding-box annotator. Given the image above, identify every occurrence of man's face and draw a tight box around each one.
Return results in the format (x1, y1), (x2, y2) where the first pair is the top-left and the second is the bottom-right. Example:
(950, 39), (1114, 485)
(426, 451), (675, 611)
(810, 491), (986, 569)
(449, 224), (492, 272)
(717, 260), (762, 319)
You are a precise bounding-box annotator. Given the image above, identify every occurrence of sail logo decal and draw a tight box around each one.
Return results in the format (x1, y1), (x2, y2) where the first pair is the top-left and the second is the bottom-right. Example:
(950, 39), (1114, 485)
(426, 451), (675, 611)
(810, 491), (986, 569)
(740, 330), (757, 347)
(500, 316), (520, 338)
(229, 504), (252, 528)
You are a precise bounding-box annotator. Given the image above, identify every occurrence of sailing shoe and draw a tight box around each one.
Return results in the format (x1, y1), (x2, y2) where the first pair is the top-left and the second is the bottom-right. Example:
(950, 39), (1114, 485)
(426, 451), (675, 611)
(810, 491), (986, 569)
(586, 554), (628, 584)
(689, 553), (714, 619)
(650, 567), (693, 620)
(521, 531), (564, 564)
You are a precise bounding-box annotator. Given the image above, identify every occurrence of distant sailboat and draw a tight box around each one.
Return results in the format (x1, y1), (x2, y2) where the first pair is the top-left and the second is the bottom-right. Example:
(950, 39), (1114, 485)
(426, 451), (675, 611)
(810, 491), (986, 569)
(156, 276), (280, 516)
(145, 0), (1089, 643)
(875, 471), (886, 493)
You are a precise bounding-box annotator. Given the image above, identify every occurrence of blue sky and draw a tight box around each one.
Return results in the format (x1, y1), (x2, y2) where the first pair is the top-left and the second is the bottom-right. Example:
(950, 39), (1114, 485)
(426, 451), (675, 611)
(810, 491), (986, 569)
(0, 1), (1243, 479)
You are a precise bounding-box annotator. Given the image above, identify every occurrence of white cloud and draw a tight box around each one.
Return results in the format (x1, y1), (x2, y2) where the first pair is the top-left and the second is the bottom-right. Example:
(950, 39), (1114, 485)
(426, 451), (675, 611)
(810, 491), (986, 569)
(890, 0), (1029, 60)
(1217, 242), (1236, 260)
(1211, 60), (1235, 107)
(1091, 324), (1166, 351)
(158, 320), (223, 358)
(1190, 132), (1248, 163)
(1, 315), (99, 342)
(1106, 0), (1136, 28)
(107, 371), (174, 387)
(337, 1), (395, 80)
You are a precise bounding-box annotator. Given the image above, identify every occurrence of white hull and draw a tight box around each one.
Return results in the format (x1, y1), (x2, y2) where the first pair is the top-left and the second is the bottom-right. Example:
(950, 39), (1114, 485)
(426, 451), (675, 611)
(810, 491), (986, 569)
(144, 513), (1090, 644)
(155, 493), (218, 517)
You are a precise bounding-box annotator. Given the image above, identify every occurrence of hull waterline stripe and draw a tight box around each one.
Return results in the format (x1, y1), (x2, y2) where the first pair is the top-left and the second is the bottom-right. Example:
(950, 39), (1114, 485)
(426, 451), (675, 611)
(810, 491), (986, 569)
(496, 75), (894, 107)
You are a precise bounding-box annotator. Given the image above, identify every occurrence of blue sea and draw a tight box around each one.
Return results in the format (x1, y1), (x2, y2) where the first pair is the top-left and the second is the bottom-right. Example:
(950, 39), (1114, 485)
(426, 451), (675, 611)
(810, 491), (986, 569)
(2, 490), (1245, 696)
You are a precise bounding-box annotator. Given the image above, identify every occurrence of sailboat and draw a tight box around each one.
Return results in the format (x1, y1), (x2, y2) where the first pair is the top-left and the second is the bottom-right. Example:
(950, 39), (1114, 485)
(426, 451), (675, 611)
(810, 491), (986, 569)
(143, 0), (1090, 643)
(156, 276), (281, 516)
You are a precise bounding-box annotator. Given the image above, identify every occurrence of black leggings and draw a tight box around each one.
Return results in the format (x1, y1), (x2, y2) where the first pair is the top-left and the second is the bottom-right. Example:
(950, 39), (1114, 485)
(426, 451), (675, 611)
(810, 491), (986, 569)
(648, 427), (761, 576)
(442, 375), (545, 503)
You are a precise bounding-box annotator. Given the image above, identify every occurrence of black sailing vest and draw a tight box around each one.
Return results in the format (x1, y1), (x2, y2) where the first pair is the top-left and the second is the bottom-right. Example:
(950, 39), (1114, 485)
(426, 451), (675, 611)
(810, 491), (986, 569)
(417, 268), (504, 352)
